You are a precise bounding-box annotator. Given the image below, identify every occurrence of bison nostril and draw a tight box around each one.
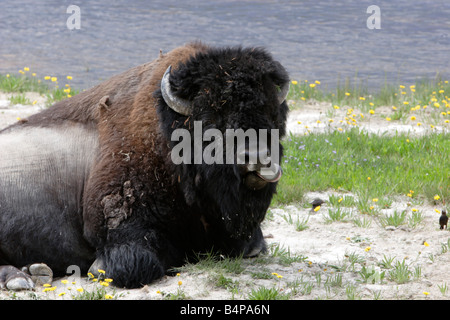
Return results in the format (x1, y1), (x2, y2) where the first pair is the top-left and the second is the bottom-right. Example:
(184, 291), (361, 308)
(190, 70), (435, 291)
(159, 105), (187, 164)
(237, 149), (271, 168)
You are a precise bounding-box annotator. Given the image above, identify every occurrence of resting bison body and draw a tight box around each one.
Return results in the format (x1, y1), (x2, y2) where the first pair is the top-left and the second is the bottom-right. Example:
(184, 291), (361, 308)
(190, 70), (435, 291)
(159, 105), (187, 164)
(0, 42), (289, 289)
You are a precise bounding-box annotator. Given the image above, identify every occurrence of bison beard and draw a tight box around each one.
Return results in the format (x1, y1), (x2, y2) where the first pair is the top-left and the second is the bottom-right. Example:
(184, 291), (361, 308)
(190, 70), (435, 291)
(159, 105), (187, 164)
(0, 42), (289, 289)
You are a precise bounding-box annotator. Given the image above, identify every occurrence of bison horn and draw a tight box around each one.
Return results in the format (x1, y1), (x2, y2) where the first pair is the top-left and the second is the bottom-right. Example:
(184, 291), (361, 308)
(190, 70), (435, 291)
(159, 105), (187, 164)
(161, 66), (193, 116)
(277, 81), (290, 105)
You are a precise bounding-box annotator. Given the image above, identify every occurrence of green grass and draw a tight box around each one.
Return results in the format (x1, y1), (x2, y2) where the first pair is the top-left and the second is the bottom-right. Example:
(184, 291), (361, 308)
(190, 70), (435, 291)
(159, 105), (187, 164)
(288, 74), (450, 114)
(0, 71), (78, 106)
(273, 128), (449, 206)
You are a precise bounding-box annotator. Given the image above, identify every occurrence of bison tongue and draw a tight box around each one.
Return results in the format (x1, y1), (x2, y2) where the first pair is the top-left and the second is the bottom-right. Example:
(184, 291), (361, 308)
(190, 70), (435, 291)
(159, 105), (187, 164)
(255, 164), (282, 183)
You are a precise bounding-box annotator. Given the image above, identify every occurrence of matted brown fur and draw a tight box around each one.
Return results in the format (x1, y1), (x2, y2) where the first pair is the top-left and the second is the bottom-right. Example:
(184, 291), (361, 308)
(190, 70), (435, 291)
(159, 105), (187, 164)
(14, 42), (210, 245)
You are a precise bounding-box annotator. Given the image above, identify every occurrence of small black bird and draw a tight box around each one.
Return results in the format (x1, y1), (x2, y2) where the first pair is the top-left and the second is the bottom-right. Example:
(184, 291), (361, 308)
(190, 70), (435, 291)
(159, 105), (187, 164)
(310, 198), (325, 211)
(439, 209), (448, 230)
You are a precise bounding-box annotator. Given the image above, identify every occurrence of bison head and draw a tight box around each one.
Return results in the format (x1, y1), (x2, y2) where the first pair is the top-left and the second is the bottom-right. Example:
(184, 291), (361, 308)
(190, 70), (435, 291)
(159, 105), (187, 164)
(156, 46), (289, 240)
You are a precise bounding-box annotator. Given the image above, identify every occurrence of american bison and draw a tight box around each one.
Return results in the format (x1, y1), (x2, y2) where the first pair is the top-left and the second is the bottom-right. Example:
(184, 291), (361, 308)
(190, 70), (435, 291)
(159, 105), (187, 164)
(0, 42), (289, 289)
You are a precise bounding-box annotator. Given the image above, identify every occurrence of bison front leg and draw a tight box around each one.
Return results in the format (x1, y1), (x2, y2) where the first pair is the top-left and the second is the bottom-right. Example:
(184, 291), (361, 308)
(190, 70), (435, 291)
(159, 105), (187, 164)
(88, 225), (178, 288)
(90, 243), (165, 288)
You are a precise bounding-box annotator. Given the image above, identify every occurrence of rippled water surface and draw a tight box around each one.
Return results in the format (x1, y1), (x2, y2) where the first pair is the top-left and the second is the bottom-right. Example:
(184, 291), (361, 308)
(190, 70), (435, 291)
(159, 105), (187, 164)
(0, 0), (449, 90)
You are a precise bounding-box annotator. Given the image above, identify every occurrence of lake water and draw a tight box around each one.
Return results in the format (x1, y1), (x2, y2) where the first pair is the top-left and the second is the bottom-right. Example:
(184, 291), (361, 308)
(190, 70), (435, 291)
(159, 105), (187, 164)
(0, 0), (449, 91)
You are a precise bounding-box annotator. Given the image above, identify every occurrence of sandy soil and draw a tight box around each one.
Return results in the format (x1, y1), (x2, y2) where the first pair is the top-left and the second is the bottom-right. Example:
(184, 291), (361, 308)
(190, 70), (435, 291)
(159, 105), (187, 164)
(0, 94), (448, 301)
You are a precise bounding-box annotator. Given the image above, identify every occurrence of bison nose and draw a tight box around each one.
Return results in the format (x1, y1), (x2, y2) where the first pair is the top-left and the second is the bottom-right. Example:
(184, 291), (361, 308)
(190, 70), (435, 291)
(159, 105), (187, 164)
(237, 148), (271, 171)
(237, 148), (283, 183)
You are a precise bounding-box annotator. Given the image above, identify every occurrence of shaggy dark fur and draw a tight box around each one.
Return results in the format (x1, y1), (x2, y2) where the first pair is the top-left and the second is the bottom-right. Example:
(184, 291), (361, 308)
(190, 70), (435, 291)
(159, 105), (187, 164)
(0, 42), (289, 288)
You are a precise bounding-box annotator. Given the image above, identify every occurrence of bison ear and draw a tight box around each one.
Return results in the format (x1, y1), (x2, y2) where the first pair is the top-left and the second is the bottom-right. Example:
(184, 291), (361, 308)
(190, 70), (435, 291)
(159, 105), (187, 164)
(161, 66), (193, 116)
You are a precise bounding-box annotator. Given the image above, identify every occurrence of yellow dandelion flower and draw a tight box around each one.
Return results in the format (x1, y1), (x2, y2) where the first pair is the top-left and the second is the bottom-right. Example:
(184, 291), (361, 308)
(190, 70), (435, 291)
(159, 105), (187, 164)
(410, 116), (416, 121)
(58, 292), (66, 297)
(439, 90), (444, 94)
(19, 70), (25, 74)
(51, 77), (57, 82)
(314, 205), (320, 212)
(423, 241), (429, 247)
(345, 92), (350, 96)
(369, 109), (375, 114)
(100, 281), (109, 287)
(67, 76), (73, 80)
(315, 80), (320, 84)
(417, 122), (422, 126)
(44, 76), (50, 80)
(423, 291), (430, 296)
(434, 195), (441, 200)
(309, 83), (316, 88)
(24, 67), (30, 71)
(77, 288), (84, 293)
(277, 274), (283, 279)
(6, 74), (10, 78)
(156, 290), (161, 294)
(16, 117), (21, 121)
(87, 272), (94, 278)
(392, 106), (397, 110)
(32, 73), (36, 77)
(178, 280), (182, 286)
(316, 120), (321, 124)
(412, 208), (418, 212)
(61, 280), (69, 284)
(367, 177), (371, 180)
(333, 105), (340, 109)
(98, 269), (106, 274)
(104, 294), (114, 299)
(364, 247), (371, 252)
(434, 103), (440, 108)
(399, 85), (405, 89)
(338, 198), (343, 203)
(369, 102), (374, 106)
(328, 119), (334, 123)
(435, 209), (440, 213)
(104, 278), (113, 283)
(372, 198), (378, 202)
(386, 117), (391, 121)
(359, 97), (365, 100)
(43, 283), (52, 287)
(445, 120), (449, 123)
(403, 101), (409, 105)
(407, 193), (412, 197)
(370, 206), (374, 210)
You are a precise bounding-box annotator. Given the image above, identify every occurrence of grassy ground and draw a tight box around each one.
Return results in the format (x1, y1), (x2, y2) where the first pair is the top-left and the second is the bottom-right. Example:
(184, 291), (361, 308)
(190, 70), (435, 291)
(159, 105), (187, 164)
(0, 68), (78, 107)
(275, 75), (449, 209)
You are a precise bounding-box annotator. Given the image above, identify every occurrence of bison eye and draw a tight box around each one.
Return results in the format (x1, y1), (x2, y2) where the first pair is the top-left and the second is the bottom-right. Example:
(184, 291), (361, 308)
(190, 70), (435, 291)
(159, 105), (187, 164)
(276, 82), (290, 104)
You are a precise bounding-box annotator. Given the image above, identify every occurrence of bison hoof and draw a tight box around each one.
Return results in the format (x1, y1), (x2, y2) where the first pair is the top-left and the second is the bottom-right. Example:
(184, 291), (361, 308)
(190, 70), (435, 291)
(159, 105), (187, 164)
(88, 258), (106, 278)
(0, 265), (35, 291)
(23, 263), (53, 286)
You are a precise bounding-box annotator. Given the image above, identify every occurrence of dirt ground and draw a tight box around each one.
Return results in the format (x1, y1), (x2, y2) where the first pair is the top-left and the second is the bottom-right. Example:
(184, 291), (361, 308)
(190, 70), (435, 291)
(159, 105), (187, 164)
(0, 93), (449, 300)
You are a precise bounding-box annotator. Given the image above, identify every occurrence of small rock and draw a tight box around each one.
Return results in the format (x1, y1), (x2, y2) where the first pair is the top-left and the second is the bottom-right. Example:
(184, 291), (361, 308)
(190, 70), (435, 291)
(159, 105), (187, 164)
(385, 226), (396, 231)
